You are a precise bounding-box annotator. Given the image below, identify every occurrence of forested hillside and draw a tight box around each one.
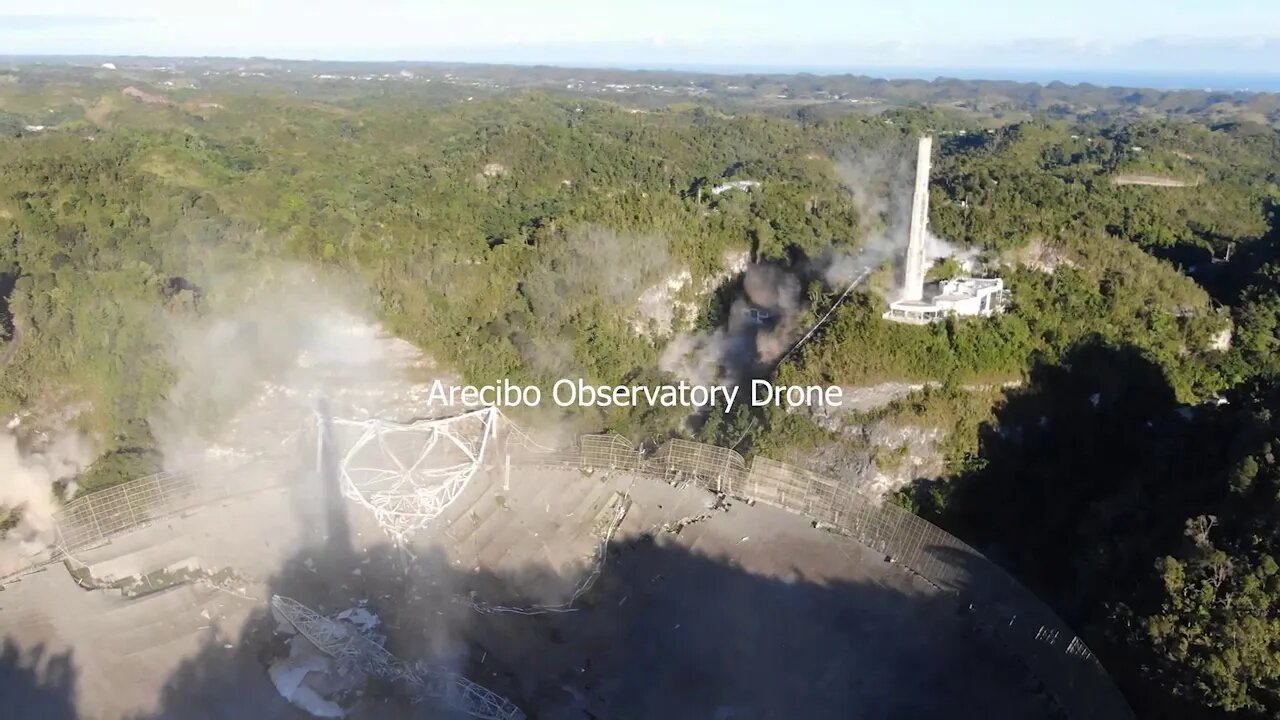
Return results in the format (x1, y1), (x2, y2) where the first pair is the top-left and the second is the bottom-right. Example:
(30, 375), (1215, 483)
(4, 62), (1280, 718)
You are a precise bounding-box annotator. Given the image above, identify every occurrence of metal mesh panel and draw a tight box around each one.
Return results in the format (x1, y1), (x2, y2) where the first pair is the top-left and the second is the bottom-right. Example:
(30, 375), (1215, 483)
(52, 471), (202, 553)
(744, 456), (862, 522)
(578, 435), (640, 471)
(504, 422), (578, 467)
(644, 439), (747, 491)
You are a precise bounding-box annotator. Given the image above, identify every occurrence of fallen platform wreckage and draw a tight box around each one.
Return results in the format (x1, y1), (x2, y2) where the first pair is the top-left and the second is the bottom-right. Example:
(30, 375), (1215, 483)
(270, 594), (525, 720)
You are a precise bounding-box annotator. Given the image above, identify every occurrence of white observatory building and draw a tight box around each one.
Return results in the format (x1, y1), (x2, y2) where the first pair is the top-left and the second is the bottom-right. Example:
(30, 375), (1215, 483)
(883, 136), (1006, 324)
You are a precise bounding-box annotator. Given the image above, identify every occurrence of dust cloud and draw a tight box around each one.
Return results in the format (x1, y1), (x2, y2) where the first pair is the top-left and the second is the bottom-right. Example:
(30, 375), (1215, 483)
(151, 264), (450, 477)
(659, 263), (803, 392)
(0, 431), (93, 574)
(660, 143), (918, 393)
(517, 224), (672, 374)
(827, 141), (916, 287)
(521, 225), (671, 323)
(829, 141), (976, 292)
(660, 139), (983, 398)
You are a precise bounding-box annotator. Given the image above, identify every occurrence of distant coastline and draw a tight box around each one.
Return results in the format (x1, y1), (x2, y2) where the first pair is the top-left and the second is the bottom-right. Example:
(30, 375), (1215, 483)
(587, 63), (1280, 93)
(6, 53), (1280, 94)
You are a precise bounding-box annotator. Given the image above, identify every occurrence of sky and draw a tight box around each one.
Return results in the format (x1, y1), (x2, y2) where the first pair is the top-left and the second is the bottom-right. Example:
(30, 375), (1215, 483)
(2, 0), (1279, 80)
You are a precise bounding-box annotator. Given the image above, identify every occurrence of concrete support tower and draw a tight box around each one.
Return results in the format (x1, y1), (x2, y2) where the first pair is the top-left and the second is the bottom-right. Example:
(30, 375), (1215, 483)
(902, 136), (932, 302)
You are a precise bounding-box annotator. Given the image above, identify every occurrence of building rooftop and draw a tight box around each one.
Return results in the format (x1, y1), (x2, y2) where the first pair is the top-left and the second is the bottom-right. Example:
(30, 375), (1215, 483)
(885, 277), (1007, 324)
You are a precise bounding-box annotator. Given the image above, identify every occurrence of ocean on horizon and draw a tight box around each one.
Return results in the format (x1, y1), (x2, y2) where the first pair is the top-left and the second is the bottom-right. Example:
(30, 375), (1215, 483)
(602, 63), (1280, 93)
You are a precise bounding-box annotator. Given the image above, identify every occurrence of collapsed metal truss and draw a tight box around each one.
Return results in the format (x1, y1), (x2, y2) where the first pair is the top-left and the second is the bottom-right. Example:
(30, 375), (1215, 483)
(323, 406), (497, 544)
(271, 594), (524, 720)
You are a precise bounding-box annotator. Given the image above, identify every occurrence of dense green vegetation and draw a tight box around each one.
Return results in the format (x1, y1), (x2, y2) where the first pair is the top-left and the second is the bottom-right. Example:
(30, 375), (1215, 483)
(930, 121), (1278, 254)
(4, 62), (1280, 717)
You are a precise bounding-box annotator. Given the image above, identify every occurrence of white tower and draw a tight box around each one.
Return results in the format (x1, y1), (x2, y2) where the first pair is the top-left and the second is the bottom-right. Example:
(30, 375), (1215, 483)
(886, 135), (1007, 324)
(902, 136), (932, 302)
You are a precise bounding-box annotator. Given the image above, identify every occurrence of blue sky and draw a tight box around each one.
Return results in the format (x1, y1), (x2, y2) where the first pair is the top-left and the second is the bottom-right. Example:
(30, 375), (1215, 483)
(2, 0), (1278, 77)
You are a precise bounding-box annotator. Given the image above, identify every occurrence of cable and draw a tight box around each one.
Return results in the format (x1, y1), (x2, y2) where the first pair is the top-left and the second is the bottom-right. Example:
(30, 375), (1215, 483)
(776, 264), (874, 368)
(727, 263), (875, 451)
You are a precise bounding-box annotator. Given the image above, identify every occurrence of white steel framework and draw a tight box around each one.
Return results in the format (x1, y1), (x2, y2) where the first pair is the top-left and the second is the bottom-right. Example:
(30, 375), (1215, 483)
(322, 407), (497, 544)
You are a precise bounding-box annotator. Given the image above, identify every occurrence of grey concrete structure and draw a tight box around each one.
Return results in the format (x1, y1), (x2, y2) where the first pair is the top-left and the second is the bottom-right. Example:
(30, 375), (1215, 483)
(1, 458), (1056, 719)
